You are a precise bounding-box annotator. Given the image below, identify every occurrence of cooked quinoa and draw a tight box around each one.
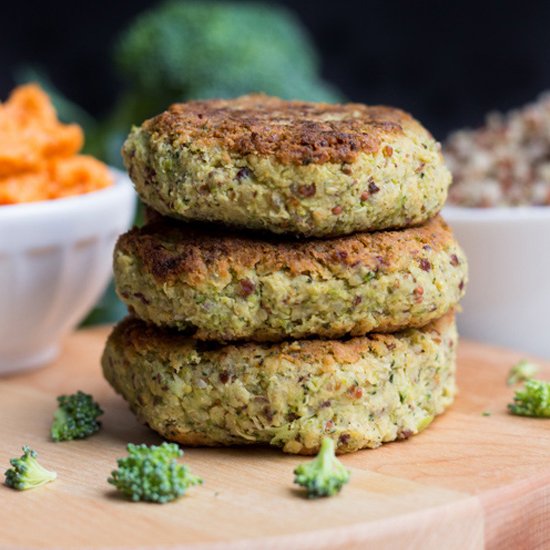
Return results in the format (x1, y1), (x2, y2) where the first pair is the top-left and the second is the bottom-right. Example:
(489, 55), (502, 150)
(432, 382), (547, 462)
(102, 313), (457, 455)
(114, 216), (467, 342)
(123, 94), (451, 237)
(445, 93), (550, 207)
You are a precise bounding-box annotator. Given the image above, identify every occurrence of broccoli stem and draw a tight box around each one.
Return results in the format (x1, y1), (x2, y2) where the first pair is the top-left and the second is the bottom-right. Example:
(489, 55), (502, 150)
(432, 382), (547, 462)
(317, 437), (339, 476)
(19, 457), (58, 489)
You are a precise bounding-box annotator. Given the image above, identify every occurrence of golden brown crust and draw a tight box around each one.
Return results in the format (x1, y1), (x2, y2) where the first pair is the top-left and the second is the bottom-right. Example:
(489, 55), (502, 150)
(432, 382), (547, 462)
(141, 94), (427, 165)
(117, 215), (455, 285)
(108, 311), (454, 368)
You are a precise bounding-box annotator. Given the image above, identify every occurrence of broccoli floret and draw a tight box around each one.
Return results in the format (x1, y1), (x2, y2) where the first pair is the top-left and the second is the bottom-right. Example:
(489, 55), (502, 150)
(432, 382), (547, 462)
(108, 443), (202, 503)
(508, 379), (550, 418)
(4, 446), (57, 491)
(507, 359), (540, 386)
(294, 438), (350, 498)
(51, 391), (103, 442)
(115, 1), (341, 104)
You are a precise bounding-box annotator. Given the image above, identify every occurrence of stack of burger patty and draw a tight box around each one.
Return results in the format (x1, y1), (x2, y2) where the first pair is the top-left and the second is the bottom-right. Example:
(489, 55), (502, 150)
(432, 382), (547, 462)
(102, 95), (467, 454)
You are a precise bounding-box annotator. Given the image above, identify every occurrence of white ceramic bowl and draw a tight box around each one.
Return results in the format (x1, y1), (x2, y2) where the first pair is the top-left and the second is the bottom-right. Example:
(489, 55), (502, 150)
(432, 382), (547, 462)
(0, 169), (135, 374)
(443, 205), (550, 358)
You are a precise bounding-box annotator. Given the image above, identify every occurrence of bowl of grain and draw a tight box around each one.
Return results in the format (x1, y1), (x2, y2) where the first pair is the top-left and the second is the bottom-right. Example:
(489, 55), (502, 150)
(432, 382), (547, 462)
(443, 94), (550, 357)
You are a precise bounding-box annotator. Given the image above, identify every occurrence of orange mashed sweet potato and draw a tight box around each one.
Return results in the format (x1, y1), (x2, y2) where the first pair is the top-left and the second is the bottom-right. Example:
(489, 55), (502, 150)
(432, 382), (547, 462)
(0, 84), (113, 205)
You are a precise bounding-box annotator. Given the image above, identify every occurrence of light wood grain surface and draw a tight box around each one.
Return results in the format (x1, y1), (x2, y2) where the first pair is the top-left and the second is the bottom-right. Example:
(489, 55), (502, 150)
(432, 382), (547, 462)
(0, 327), (549, 550)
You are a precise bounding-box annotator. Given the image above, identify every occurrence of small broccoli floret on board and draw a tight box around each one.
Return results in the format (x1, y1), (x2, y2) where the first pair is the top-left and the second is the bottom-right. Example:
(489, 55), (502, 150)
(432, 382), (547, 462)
(108, 442), (202, 503)
(294, 438), (350, 498)
(507, 359), (540, 386)
(4, 446), (57, 491)
(508, 379), (550, 418)
(51, 390), (103, 442)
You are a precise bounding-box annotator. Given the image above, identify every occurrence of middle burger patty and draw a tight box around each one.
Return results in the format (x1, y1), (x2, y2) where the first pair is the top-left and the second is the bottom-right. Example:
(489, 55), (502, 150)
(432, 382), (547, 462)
(114, 215), (467, 342)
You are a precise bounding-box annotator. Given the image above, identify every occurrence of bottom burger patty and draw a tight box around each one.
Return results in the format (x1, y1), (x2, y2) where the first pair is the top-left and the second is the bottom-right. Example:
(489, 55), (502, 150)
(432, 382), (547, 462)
(102, 312), (457, 454)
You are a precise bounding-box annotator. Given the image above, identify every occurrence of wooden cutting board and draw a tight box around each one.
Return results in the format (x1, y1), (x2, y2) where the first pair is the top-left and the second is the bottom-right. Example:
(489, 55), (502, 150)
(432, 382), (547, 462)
(0, 327), (548, 550)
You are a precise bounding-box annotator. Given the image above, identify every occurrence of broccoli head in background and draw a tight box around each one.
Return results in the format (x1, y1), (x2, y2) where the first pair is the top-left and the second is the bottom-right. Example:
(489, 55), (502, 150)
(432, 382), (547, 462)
(51, 391), (103, 442)
(108, 442), (202, 503)
(294, 437), (351, 498)
(4, 446), (57, 491)
(115, 0), (341, 104)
